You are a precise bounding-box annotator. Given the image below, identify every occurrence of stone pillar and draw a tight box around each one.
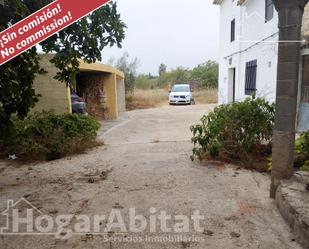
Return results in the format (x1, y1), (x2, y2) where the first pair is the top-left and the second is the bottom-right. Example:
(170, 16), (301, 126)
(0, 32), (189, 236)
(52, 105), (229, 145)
(271, 0), (309, 198)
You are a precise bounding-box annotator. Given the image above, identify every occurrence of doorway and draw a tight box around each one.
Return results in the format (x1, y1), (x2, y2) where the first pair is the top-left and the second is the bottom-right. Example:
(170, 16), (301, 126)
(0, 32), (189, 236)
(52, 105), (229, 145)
(228, 68), (236, 103)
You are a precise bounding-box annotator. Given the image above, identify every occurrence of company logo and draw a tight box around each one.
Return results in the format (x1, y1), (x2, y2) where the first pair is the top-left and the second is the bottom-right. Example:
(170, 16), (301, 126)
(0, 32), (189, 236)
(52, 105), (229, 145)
(236, 10), (305, 44)
(1, 198), (205, 241)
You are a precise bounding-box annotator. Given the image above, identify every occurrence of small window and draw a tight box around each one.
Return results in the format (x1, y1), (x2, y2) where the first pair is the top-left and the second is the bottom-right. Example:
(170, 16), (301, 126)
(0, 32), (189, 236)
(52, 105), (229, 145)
(245, 60), (257, 95)
(231, 19), (235, 42)
(265, 0), (274, 22)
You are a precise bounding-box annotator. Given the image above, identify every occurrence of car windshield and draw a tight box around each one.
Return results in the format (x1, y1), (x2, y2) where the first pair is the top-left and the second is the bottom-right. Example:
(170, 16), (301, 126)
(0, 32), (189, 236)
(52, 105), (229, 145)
(171, 85), (190, 93)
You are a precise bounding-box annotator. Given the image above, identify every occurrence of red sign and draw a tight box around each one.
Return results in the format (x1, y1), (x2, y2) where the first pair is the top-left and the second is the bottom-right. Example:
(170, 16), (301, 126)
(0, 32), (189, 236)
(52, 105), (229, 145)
(0, 0), (110, 65)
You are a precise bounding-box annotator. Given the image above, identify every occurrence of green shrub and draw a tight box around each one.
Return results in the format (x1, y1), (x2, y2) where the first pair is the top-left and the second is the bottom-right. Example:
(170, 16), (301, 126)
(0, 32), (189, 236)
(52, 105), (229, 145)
(0, 111), (101, 161)
(295, 132), (309, 170)
(191, 97), (275, 161)
(300, 161), (309, 172)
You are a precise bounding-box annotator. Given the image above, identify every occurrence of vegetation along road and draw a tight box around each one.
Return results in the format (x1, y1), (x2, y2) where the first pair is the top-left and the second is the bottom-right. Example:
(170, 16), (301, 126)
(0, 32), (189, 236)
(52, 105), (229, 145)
(0, 104), (301, 249)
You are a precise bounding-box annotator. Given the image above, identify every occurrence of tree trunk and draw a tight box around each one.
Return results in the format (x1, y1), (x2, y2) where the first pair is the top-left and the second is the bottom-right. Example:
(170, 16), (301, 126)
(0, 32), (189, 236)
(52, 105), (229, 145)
(271, 0), (308, 198)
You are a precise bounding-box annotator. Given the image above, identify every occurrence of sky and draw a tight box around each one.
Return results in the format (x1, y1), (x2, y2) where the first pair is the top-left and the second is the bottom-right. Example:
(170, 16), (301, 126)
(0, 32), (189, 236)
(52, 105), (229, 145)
(101, 0), (220, 75)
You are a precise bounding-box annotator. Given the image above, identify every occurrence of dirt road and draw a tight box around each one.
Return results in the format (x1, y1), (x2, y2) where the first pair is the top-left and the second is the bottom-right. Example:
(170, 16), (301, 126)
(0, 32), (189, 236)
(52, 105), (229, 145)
(0, 104), (301, 249)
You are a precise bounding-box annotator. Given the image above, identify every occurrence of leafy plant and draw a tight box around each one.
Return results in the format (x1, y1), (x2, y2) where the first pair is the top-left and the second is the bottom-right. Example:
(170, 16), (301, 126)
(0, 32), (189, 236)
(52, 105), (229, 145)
(0, 112), (101, 161)
(268, 132), (309, 172)
(191, 97), (275, 161)
(267, 156), (273, 172)
(300, 161), (309, 172)
(295, 132), (309, 170)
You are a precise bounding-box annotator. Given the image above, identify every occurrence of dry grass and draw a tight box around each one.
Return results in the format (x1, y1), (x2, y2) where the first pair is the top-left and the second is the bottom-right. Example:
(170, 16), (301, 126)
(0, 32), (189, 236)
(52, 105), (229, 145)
(193, 88), (218, 104)
(126, 89), (168, 110)
(126, 88), (218, 111)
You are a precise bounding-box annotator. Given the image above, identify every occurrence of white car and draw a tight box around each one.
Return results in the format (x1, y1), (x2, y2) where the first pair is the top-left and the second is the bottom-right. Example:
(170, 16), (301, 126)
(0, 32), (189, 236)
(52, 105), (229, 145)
(169, 84), (195, 105)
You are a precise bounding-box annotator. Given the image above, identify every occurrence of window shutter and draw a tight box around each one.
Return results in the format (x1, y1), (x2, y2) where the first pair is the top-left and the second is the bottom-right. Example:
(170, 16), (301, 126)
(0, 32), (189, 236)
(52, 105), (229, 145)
(245, 60), (257, 95)
(231, 19), (235, 42)
(265, 0), (274, 21)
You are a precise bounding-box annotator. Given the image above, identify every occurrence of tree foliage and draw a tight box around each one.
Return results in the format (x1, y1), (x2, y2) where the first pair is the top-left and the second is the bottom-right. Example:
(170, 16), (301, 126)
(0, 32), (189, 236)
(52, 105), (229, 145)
(112, 52), (139, 93)
(127, 60), (219, 91)
(158, 63), (167, 76)
(157, 67), (191, 88)
(0, 48), (45, 137)
(40, 2), (126, 85)
(0, 0), (126, 138)
(191, 60), (219, 88)
(0, 0), (45, 137)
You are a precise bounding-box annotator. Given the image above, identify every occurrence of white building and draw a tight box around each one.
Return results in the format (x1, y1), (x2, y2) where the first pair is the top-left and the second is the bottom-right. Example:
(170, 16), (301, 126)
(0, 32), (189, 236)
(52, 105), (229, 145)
(214, 0), (309, 131)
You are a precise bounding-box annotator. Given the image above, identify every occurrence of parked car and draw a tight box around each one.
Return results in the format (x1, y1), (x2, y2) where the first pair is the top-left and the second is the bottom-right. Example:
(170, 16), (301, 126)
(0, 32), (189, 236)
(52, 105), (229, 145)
(169, 84), (195, 105)
(71, 92), (86, 114)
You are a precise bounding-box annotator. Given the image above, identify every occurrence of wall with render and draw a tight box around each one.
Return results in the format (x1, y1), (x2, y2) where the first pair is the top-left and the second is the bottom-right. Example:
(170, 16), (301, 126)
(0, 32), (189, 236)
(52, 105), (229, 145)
(217, 0), (279, 104)
(32, 54), (71, 114)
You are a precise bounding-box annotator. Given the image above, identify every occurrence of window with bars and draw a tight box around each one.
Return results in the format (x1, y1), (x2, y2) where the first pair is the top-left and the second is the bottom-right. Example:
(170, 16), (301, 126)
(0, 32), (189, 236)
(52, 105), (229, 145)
(265, 0), (274, 22)
(231, 19), (235, 42)
(245, 60), (257, 95)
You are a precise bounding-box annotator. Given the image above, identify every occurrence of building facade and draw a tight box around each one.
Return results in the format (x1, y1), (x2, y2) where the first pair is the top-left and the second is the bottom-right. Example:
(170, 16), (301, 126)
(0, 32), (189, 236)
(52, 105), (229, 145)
(214, 0), (279, 104)
(214, 0), (309, 131)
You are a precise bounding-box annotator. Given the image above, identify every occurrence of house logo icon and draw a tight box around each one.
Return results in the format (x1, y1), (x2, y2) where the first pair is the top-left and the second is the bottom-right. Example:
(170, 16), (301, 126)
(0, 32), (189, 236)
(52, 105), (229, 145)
(1, 198), (43, 234)
(0, 197), (76, 238)
(237, 10), (305, 43)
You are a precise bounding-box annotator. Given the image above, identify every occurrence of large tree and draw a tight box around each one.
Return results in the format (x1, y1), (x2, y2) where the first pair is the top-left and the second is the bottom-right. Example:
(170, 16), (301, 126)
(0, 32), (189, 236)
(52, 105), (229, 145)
(0, 0), (126, 138)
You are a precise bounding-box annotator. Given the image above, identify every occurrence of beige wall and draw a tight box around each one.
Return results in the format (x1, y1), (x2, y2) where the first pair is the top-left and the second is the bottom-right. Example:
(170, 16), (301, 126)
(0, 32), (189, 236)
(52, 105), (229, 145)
(32, 55), (125, 119)
(116, 77), (126, 114)
(32, 55), (71, 114)
(102, 74), (117, 119)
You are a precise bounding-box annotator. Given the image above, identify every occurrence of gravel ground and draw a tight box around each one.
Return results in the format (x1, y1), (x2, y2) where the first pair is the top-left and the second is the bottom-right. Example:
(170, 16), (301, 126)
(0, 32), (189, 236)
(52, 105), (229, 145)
(0, 104), (302, 249)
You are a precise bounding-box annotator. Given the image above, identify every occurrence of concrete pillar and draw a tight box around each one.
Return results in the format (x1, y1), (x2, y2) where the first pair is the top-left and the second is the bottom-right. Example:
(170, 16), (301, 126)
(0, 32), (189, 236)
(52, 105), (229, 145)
(271, 0), (309, 198)
(104, 73), (118, 120)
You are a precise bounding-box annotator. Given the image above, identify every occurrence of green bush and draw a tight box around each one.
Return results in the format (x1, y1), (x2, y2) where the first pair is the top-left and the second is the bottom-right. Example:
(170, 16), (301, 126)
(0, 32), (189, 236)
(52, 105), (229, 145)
(0, 112), (101, 161)
(191, 97), (275, 161)
(300, 161), (309, 172)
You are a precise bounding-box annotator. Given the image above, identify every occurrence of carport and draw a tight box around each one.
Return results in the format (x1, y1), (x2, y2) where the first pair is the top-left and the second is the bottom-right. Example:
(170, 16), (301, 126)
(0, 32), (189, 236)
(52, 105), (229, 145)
(78, 62), (125, 119)
(32, 54), (125, 120)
